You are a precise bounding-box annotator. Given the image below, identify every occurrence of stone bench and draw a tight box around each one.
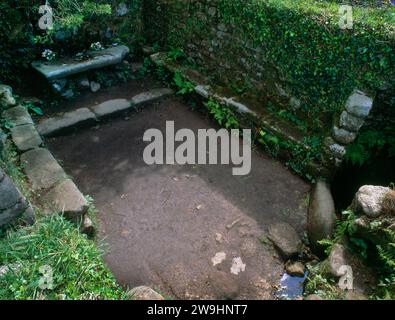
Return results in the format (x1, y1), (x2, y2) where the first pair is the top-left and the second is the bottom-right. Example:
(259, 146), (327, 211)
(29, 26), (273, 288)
(31, 45), (130, 97)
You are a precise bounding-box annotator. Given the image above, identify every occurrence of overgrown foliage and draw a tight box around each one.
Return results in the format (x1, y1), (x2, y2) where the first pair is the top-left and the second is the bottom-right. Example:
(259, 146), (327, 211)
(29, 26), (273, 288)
(0, 215), (126, 300)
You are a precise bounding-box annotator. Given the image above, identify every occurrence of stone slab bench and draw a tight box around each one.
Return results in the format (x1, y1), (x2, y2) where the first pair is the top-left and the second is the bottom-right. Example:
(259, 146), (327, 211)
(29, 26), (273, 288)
(31, 45), (130, 81)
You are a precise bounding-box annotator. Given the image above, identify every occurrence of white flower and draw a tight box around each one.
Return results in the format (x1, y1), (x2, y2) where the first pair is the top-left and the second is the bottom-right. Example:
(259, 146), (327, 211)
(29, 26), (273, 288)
(90, 42), (104, 51)
(42, 49), (56, 61)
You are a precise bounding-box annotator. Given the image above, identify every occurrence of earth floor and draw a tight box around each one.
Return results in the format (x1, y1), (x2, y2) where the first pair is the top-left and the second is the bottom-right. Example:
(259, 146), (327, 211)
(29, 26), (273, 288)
(46, 79), (310, 299)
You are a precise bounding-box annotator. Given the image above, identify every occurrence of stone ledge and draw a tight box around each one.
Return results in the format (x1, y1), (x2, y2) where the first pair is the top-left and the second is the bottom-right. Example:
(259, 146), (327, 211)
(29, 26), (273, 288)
(42, 179), (88, 222)
(20, 148), (67, 191)
(37, 108), (97, 137)
(2, 105), (33, 127)
(131, 88), (174, 107)
(91, 99), (132, 118)
(32, 45), (130, 81)
(10, 124), (43, 152)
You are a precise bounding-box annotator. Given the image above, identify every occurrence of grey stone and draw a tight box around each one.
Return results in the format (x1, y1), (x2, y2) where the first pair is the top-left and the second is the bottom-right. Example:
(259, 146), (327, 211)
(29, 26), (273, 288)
(308, 181), (336, 252)
(51, 79), (67, 93)
(21, 204), (35, 226)
(285, 261), (305, 277)
(223, 97), (257, 116)
(20, 148), (66, 191)
(37, 108), (97, 137)
(345, 90), (373, 118)
(305, 294), (323, 300)
(10, 124), (43, 152)
(131, 88), (174, 107)
(90, 81), (101, 93)
(31, 45), (130, 81)
(128, 286), (164, 300)
(91, 99), (132, 118)
(209, 270), (240, 299)
(43, 179), (88, 221)
(0, 129), (6, 154)
(77, 77), (90, 89)
(2, 105), (33, 127)
(328, 143), (346, 159)
(267, 222), (302, 259)
(61, 89), (74, 99)
(115, 2), (129, 16)
(339, 111), (365, 132)
(352, 185), (391, 218)
(194, 85), (210, 98)
(333, 126), (357, 145)
(0, 174), (23, 210)
(0, 85), (16, 109)
(0, 173), (29, 226)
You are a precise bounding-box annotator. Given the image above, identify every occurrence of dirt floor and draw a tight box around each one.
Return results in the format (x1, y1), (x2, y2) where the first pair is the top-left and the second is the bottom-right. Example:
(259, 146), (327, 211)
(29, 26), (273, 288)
(46, 80), (311, 300)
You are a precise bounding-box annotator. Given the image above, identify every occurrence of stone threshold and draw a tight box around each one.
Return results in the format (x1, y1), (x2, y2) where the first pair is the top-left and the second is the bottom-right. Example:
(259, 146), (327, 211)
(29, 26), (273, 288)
(149, 52), (329, 178)
(37, 88), (174, 137)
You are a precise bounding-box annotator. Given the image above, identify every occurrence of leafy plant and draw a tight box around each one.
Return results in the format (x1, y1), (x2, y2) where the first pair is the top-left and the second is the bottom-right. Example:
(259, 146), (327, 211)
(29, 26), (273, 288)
(173, 71), (195, 95)
(204, 98), (240, 129)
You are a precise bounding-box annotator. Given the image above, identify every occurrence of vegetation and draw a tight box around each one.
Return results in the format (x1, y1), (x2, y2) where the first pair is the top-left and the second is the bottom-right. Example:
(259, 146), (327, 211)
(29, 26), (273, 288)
(0, 215), (126, 300)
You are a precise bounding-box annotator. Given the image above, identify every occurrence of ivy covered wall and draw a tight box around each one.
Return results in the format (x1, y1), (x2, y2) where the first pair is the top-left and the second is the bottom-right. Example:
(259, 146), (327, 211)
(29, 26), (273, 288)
(143, 0), (394, 140)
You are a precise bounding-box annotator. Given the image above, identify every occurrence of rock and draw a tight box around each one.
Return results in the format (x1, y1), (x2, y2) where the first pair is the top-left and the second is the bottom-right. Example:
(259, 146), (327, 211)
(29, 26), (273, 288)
(42, 179), (88, 222)
(81, 215), (95, 237)
(131, 88), (174, 107)
(61, 89), (74, 99)
(328, 143), (346, 159)
(285, 261), (305, 277)
(305, 294), (323, 300)
(90, 81), (101, 93)
(32, 45), (130, 81)
(0, 173), (30, 226)
(308, 181), (336, 252)
(320, 243), (348, 277)
(2, 105), (33, 127)
(332, 126), (357, 145)
(194, 85), (210, 98)
(10, 124), (43, 152)
(37, 108), (97, 137)
(0, 128), (6, 154)
(21, 148), (66, 191)
(128, 286), (164, 300)
(51, 79), (67, 93)
(91, 99), (132, 118)
(339, 111), (365, 132)
(116, 2), (129, 16)
(352, 185), (391, 218)
(0, 85), (16, 109)
(0, 263), (21, 278)
(209, 270), (240, 299)
(345, 90), (373, 118)
(267, 222), (302, 259)
(77, 77), (90, 89)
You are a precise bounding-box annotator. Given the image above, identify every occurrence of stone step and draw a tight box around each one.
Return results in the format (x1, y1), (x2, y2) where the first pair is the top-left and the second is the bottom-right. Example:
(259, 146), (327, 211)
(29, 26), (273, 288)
(32, 45), (130, 81)
(90, 88), (174, 119)
(20, 148), (67, 191)
(37, 108), (97, 137)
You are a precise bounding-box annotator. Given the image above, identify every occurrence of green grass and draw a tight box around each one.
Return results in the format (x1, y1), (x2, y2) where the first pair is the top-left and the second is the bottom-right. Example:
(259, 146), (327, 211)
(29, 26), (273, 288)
(0, 215), (127, 300)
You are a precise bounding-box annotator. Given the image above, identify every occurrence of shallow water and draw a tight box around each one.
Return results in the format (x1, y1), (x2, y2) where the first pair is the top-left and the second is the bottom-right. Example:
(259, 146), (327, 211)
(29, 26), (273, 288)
(275, 272), (309, 300)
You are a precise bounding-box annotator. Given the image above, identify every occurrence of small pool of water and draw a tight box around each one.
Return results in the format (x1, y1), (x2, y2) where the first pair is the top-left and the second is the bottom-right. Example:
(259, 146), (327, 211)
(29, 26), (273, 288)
(275, 272), (309, 300)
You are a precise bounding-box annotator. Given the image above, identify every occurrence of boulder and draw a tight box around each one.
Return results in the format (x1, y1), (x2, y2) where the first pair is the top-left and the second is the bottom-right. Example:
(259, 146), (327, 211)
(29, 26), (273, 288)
(2, 105), (33, 127)
(0, 172), (30, 226)
(90, 81), (101, 93)
(0, 85), (16, 109)
(128, 286), (164, 300)
(267, 222), (302, 259)
(320, 243), (348, 277)
(332, 126), (357, 145)
(308, 181), (336, 253)
(339, 111), (365, 132)
(352, 185), (392, 218)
